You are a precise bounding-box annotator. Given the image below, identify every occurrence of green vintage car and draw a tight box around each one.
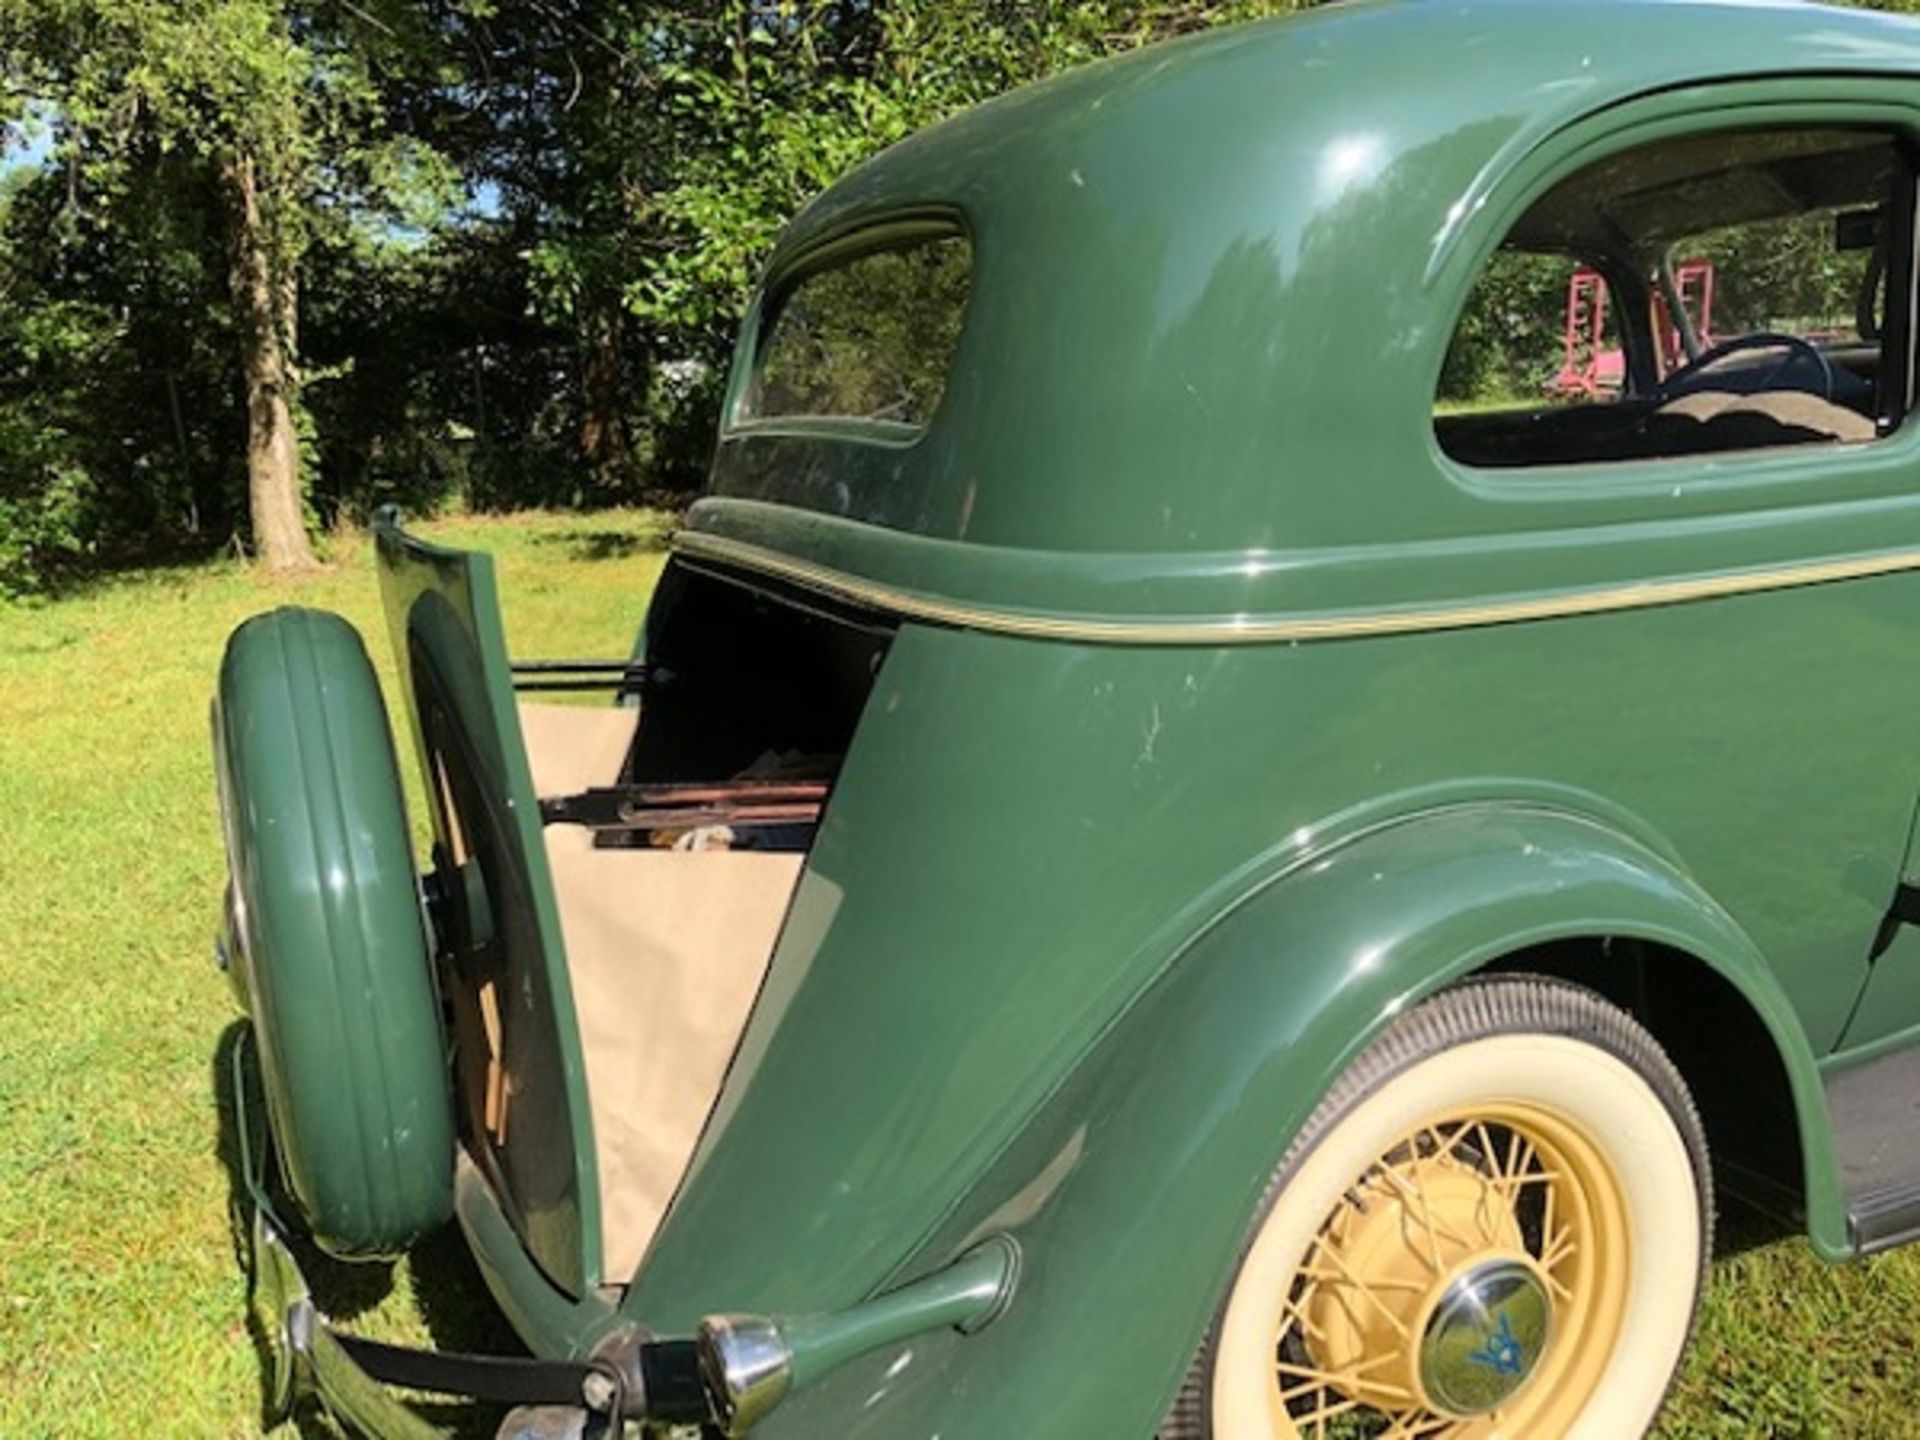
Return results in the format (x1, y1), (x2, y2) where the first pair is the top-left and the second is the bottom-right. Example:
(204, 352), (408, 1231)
(211, 1), (1920, 1435)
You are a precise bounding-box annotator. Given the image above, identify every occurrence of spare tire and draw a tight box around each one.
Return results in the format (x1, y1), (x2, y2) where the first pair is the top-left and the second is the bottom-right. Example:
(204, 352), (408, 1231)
(212, 606), (454, 1257)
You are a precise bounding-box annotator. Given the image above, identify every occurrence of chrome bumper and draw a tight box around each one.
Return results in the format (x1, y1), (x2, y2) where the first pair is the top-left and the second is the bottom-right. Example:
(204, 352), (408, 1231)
(235, 1032), (1019, 1437)
(251, 1208), (452, 1440)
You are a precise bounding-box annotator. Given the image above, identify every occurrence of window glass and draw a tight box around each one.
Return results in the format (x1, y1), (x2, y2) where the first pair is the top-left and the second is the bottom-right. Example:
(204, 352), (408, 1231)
(1437, 253), (1623, 414)
(1436, 129), (1907, 469)
(1681, 210), (1877, 363)
(741, 233), (970, 429)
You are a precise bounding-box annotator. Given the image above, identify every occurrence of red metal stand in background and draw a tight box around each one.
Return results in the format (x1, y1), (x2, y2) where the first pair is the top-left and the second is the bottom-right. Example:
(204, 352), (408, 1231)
(1548, 260), (1713, 398)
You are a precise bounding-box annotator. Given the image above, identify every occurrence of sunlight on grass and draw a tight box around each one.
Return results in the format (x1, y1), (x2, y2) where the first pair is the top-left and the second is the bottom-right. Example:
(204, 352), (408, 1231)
(0, 510), (668, 1437)
(4, 507), (1919, 1437)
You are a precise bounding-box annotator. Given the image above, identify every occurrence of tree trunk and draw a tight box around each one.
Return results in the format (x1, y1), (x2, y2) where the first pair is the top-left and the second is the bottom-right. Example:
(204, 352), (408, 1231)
(579, 297), (633, 494)
(221, 148), (314, 571)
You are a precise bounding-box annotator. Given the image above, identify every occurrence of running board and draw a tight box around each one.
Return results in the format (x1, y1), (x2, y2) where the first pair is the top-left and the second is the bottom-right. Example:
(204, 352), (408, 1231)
(1827, 1041), (1920, 1253)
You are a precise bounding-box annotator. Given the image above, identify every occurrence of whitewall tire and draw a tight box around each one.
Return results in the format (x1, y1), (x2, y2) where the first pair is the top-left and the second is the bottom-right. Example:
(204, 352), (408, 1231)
(1162, 976), (1711, 1440)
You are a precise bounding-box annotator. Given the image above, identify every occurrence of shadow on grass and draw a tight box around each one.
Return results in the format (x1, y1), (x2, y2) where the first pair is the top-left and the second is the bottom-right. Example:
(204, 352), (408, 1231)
(212, 1021), (517, 1437)
(17, 536), (239, 605)
(1709, 1181), (1801, 1261)
(529, 527), (670, 563)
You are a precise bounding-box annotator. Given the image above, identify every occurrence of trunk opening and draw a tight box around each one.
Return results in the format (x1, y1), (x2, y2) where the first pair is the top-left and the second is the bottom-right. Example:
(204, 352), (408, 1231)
(505, 559), (895, 1283)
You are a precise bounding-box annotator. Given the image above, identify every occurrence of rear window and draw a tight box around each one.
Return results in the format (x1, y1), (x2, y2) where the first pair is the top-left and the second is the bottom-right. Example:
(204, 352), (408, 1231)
(739, 232), (971, 431)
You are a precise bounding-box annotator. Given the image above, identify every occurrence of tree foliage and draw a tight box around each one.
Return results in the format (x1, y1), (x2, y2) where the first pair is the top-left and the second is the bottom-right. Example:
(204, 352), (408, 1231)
(0, 0), (1326, 592)
(6, 0), (1914, 592)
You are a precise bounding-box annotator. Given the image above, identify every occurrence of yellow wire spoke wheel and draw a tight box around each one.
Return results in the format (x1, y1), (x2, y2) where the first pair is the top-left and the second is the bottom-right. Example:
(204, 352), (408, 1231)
(1167, 977), (1710, 1440)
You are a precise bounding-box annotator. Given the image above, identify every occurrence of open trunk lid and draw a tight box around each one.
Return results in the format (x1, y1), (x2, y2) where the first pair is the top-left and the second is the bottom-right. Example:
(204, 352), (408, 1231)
(374, 512), (606, 1294)
(375, 512), (898, 1294)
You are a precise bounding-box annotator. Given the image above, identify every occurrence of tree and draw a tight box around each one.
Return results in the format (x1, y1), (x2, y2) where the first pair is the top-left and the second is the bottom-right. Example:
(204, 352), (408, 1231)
(0, 0), (458, 571)
(0, 143), (248, 587)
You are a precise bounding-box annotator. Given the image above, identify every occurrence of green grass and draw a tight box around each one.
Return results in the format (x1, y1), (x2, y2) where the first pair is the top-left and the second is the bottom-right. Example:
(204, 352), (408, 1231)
(2, 506), (1919, 1438)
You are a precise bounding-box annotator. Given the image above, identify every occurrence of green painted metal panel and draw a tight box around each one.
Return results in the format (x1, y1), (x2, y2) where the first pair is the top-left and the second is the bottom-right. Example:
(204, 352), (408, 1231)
(759, 808), (1840, 1438)
(373, 514), (605, 1295)
(690, 83), (1920, 639)
(1835, 793), (1920, 1055)
(1833, 938), (1920, 1058)
(450, 1154), (628, 1361)
(626, 557), (1917, 1340)
(709, 5), (1920, 559)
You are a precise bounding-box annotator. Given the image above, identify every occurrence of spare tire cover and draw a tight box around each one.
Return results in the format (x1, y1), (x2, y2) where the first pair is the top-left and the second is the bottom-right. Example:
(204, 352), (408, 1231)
(213, 606), (453, 1257)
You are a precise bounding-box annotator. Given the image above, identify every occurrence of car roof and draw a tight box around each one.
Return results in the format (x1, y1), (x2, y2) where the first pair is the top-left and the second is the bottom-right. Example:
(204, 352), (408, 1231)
(707, 0), (1920, 568)
(778, 0), (1920, 273)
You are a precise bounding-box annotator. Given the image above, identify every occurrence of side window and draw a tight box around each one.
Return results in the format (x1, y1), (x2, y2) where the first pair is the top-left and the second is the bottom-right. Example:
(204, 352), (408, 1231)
(1436, 129), (1914, 469)
(739, 232), (971, 431)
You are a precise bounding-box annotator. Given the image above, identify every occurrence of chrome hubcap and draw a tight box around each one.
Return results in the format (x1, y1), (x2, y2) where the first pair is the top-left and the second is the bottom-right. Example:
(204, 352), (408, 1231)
(1417, 1257), (1553, 1417)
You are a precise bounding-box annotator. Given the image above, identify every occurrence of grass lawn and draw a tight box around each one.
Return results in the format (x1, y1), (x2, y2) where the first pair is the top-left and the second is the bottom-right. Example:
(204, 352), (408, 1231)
(3, 506), (1920, 1437)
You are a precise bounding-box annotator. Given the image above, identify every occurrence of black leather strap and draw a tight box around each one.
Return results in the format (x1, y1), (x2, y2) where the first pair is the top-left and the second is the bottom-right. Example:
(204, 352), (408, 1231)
(640, 1340), (711, 1426)
(331, 1329), (619, 1412)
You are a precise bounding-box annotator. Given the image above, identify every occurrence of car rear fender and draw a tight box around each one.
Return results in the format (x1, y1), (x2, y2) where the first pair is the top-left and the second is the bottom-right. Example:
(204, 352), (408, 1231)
(760, 803), (1838, 1439)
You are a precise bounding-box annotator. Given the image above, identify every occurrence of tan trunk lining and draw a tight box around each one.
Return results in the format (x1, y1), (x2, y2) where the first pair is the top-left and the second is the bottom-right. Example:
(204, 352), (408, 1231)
(517, 701), (642, 798)
(519, 702), (803, 1282)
